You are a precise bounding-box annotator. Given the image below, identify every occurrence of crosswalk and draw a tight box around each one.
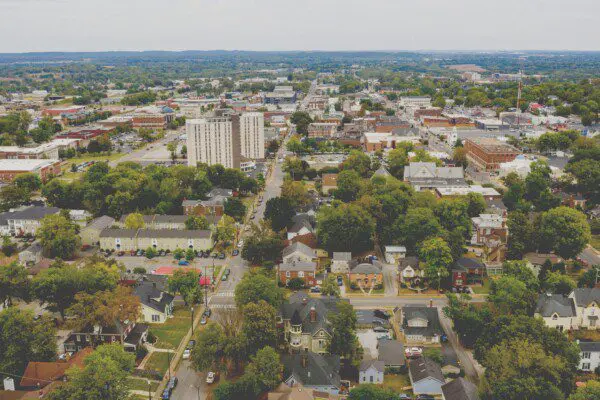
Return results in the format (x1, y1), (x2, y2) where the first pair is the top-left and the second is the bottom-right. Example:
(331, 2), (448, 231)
(209, 304), (235, 309)
(213, 290), (234, 297)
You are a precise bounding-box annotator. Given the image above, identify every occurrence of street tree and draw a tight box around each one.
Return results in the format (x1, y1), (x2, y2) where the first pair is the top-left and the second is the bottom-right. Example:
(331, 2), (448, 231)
(543, 271), (577, 295)
(242, 300), (277, 355)
(214, 215), (237, 244)
(321, 275), (341, 297)
(191, 322), (225, 371)
(0, 262), (30, 305)
(168, 269), (203, 305)
(224, 197), (247, 222)
(335, 169), (364, 202)
(489, 276), (536, 315)
(245, 346), (281, 390)
(38, 213), (81, 259)
(317, 203), (376, 253)
(328, 302), (361, 362)
(418, 237), (452, 288)
(235, 273), (282, 309)
(264, 197), (295, 232)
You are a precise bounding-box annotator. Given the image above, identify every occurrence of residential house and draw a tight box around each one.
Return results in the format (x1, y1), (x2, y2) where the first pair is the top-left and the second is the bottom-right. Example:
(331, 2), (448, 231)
(402, 306), (442, 344)
(281, 353), (341, 396)
(371, 166), (392, 179)
(441, 377), (480, 400)
(348, 261), (383, 288)
(288, 218), (315, 241)
(119, 214), (189, 230)
(578, 341), (600, 372)
(571, 288), (600, 330)
(408, 357), (445, 396)
(279, 261), (318, 287)
(451, 257), (485, 287)
(268, 383), (340, 400)
(470, 213), (507, 247)
(182, 195), (228, 217)
(377, 338), (406, 369)
(403, 162), (466, 191)
(359, 360), (385, 384)
(80, 215), (115, 246)
(384, 245), (406, 264)
(63, 321), (148, 353)
(18, 241), (43, 266)
(278, 292), (347, 354)
(19, 348), (93, 390)
(321, 174), (338, 195)
(355, 309), (391, 329)
(331, 252), (356, 273)
(399, 257), (423, 285)
(283, 242), (317, 264)
(0, 206), (60, 236)
(524, 252), (563, 277)
(99, 228), (138, 251)
(134, 281), (174, 323)
(534, 293), (576, 332)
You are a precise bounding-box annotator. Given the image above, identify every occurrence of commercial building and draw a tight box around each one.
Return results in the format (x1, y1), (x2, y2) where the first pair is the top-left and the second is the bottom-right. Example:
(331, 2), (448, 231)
(0, 159), (61, 182)
(307, 123), (337, 138)
(186, 117), (240, 168)
(399, 96), (431, 108)
(362, 131), (421, 152)
(464, 138), (520, 172)
(264, 86), (297, 105)
(403, 162), (466, 191)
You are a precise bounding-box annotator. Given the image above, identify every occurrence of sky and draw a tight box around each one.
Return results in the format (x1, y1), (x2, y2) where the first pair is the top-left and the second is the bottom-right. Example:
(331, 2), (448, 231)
(1, 0), (599, 53)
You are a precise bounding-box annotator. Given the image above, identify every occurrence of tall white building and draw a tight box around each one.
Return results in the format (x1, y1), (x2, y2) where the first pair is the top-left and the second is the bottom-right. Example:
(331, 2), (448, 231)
(186, 117), (240, 169)
(239, 112), (265, 160)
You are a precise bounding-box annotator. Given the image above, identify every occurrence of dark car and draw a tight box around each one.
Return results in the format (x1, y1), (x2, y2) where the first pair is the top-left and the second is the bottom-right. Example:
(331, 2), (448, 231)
(415, 395), (435, 400)
(203, 308), (212, 317)
(337, 276), (343, 286)
(232, 249), (239, 256)
(161, 388), (171, 399)
(167, 377), (178, 390)
(218, 253), (226, 259)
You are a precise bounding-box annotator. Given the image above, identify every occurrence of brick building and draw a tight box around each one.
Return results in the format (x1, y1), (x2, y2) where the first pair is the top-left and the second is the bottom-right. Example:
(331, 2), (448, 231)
(0, 159), (61, 182)
(464, 138), (520, 172)
(307, 123), (337, 138)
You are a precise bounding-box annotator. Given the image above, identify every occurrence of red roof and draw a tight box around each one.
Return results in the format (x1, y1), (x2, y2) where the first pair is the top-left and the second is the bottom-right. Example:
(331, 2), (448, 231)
(199, 276), (211, 286)
(152, 266), (196, 276)
(20, 348), (93, 388)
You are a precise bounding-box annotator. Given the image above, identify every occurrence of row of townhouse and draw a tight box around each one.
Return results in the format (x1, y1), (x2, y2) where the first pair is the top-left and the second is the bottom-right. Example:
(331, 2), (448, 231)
(99, 228), (213, 252)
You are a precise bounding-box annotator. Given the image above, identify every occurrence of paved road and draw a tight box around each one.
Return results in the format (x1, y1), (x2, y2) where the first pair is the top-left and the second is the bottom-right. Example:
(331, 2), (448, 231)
(579, 245), (600, 267)
(110, 129), (182, 167)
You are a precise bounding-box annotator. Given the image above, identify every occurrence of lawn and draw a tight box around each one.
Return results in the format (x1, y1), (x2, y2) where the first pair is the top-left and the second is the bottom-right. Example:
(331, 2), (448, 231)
(472, 278), (492, 294)
(145, 352), (171, 376)
(59, 153), (124, 180)
(149, 306), (192, 349)
(591, 234), (600, 251)
(382, 373), (412, 394)
(127, 377), (159, 392)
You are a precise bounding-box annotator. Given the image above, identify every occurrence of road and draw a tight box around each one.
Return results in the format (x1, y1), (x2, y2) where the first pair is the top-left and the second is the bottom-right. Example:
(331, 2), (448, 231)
(579, 245), (600, 267)
(110, 129), (182, 167)
(171, 134), (288, 400)
(299, 80), (318, 111)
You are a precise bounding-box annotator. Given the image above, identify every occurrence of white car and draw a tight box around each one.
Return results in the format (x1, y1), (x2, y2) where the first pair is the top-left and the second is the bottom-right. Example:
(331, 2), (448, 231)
(206, 372), (215, 384)
(237, 240), (244, 248)
(182, 349), (191, 360)
(404, 347), (423, 358)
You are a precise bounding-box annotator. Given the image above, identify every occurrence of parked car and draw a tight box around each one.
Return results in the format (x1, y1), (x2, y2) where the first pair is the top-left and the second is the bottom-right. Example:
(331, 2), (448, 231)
(221, 273), (229, 281)
(206, 372), (215, 384)
(200, 316), (207, 325)
(310, 286), (321, 293)
(398, 394), (411, 400)
(337, 276), (343, 286)
(167, 377), (178, 390)
(203, 308), (212, 317)
(211, 252), (218, 258)
(178, 260), (190, 266)
(218, 253), (225, 259)
(237, 240), (244, 248)
(187, 340), (196, 349)
(232, 249), (239, 256)
(404, 347), (423, 358)
(182, 349), (191, 360)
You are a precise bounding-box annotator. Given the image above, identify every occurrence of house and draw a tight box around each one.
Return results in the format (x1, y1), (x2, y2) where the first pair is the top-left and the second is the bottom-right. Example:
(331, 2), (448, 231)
(63, 321), (148, 353)
(0, 206), (60, 236)
(524, 252), (563, 277)
(134, 281), (174, 324)
(281, 353), (341, 396)
(182, 195), (227, 217)
(571, 288), (600, 330)
(348, 261), (383, 288)
(321, 174), (339, 195)
(384, 245), (406, 264)
(377, 338), (406, 369)
(355, 309), (391, 329)
(534, 293), (576, 332)
(19, 348), (93, 390)
(578, 341), (600, 372)
(18, 241), (43, 266)
(403, 162), (466, 191)
(288, 219), (315, 241)
(279, 261), (318, 287)
(268, 383), (339, 400)
(402, 306), (442, 344)
(359, 360), (385, 384)
(452, 257), (485, 287)
(408, 356), (445, 396)
(399, 257), (423, 285)
(80, 215), (115, 246)
(441, 377), (480, 400)
(283, 242), (317, 264)
(278, 292), (347, 354)
(99, 228), (138, 251)
(331, 252), (354, 273)
(470, 213), (507, 247)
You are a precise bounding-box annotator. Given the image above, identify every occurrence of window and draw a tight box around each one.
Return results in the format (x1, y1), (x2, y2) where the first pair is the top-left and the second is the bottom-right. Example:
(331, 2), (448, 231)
(583, 363), (591, 370)
(552, 314), (558, 320)
(362, 376), (366, 382)
(285, 271), (291, 278)
(370, 376), (373, 383)
(299, 271), (305, 278)
(592, 319), (597, 327)
(152, 315), (160, 322)
(582, 352), (591, 359)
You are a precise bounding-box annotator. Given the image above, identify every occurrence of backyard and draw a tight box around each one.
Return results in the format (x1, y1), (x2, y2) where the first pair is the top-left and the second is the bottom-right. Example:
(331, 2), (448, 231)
(148, 306), (192, 349)
(382, 373), (412, 395)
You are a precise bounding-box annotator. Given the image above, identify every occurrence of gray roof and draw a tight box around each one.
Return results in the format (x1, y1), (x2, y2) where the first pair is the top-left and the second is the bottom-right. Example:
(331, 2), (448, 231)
(137, 229), (211, 239)
(282, 353), (340, 388)
(86, 215), (115, 231)
(279, 261), (317, 272)
(360, 359), (385, 373)
(535, 294), (576, 318)
(151, 215), (188, 224)
(351, 262), (382, 275)
(282, 242), (315, 260)
(404, 162), (464, 180)
(377, 339), (406, 366)
(280, 292), (347, 336)
(134, 282), (174, 314)
(207, 188), (233, 198)
(99, 228), (138, 238)
(5, 206), (60, 221)
(402, 306), (442, 338)
(399, 257), (420, 271)
(579, 341), (600, 353)
(22, 240), (43, 255)
(441, 377), (480, 400)
(409, 357), (444, 384)
(289, 219), (314, 234)
(332, 252), (352, 261)
(572, 288), (600, 307)
(372, 166), (391, 178)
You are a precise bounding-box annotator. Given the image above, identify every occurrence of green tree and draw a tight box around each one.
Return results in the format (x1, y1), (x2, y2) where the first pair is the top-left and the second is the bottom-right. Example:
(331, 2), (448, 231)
(340, 150), (372, 177)
(224, 197), (247, 222)
(13, 173), (42, 193)
(423, 347), (443, 364)
(264, 197), (295, 231)
(328, 302), (361, 362)
(38, 213), (81, 259)
(386, 147), (409, 179)
(418, 237), (452, 289)
(286, 135), (304, 154)
(578, 265), (600, 288)
(290, 112), (313, 135)
(48, 343), (135, 400)
(123, 212), (145, 229)
(489, 276), (536, 315)
(242, 300), (277, 355)
(67, 286), (140, 331)
(502, 260), (539, 291)
(335, 169), (364, 202)
(191, 322), (225, 371)
(168, 269), (203, 305)
(173, 248), (185, 260)
(568, 380), (600, 400)
(321, 275), (341, 297)
(185, 215), (209, 230)
(235, 273), (282, 309)
(245, 346), (281, 390)
(543, 271), (577, 295)
(317, 203), (376, 253)
(466, 192), (486, 217)
(392, 208), (442, 253)
(281, 179), (311, 209)
(214, 215), (237, 244)
(348, 385), (399, 400)
(0, 262), (30, 305)
(0, 308), (57, 378)
(539, 207), (590, 259)
(507, 211), (533, 259)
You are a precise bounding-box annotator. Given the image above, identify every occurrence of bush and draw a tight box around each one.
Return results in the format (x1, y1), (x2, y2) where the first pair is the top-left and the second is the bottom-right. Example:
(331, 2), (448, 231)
(136, 344), (149, 360)
(145, 247), (157, 259)
(132, 368), (162, 381)
(146, 331), (157, 344)
(287, 277), (305, 290)
(133, 267), (146, 275)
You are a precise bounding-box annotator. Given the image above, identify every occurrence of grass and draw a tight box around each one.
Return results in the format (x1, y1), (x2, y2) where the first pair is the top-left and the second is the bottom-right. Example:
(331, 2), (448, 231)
(382, 373), (412, 394)
(127, 377), (159, 392)
(591, 234), (600, 251)
(59, 152), (124, 180)
(149, 306), (192, 349)
(145, 352), (171, 376)
(472, 278), (492, 294)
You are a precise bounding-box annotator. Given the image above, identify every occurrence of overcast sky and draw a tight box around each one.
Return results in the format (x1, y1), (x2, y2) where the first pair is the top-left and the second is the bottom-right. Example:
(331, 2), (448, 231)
(1, 0), (599, 53)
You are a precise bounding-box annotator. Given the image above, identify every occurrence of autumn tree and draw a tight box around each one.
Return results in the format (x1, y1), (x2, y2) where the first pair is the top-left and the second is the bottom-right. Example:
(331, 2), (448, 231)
(123, 212), (145, 229)
(67, 286), (140, 330)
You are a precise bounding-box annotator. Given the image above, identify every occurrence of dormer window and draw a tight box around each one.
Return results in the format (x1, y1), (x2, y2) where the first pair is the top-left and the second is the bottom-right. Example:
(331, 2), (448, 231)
(552, 314), (558, 320)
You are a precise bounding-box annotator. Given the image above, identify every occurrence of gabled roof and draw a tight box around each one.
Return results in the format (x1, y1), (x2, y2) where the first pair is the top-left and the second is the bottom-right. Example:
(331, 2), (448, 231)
(85, 215), (115, 231)
(404, 162), (464, 180)
(402, 306), (442, 338)
(282, 353), (341, 388)
(360, 359), (385, 373)
(377, 338), (406, 366)
(5, 206), (60, 221)
(350, 262), (382, 275)
(332, 252), (352, 261)
(441, 377), (480, 400)
(535, 294), (576, 317)
(454, 257), (485, 271)
(372, 166), (391, 179)
(399, 257), (420, 271)
(572, 288), (600, 307)
(279, 261), (317, 272)
(579, 341), (600, 353)
(20, 348), (93, 388)
(134, 281), (174, 314)
(289, 219), (314, 234)
(280, 292), (347, 336)
(283, 242), (316, 260)
(409, 356), (444, 384)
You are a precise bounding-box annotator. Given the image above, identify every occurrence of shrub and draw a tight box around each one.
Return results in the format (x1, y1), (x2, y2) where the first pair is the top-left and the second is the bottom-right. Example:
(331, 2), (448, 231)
(287, 277), (305, 290)
(133, 267), (146, 275)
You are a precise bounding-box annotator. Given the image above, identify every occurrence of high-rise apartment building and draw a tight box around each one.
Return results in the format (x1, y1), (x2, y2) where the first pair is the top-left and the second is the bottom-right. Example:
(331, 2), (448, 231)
(239, 112), (265, 160)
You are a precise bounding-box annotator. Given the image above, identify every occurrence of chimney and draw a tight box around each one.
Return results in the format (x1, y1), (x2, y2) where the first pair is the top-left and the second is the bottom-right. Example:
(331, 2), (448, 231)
(310, 306), (316, 323)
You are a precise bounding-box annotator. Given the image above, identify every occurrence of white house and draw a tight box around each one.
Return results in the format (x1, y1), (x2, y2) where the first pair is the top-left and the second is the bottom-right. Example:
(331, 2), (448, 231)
(570, 288), (600, 330)
(359, 360), (385, 384)
(408, 357), (445, 396)
(578, 341), (600, 372)
(402, 306), (442, 344)
(134, 281), (174, 324)
(331, 252), (353, 273)
(384, 246), (406, 264)
(534, 293), (576, 332)
(282, 242), (316, 264)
